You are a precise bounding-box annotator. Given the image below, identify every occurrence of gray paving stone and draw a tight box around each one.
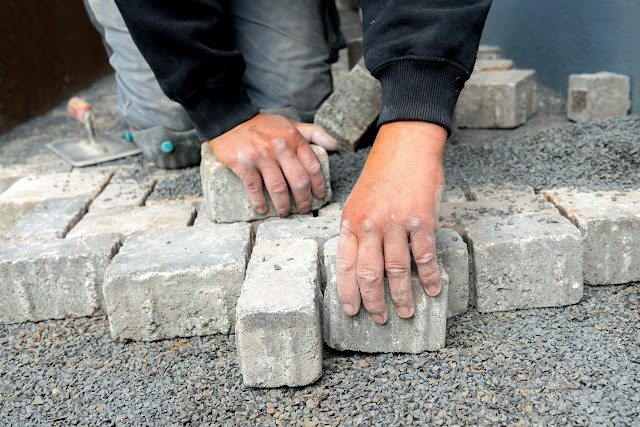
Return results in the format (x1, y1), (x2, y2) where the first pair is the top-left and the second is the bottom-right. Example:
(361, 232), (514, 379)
(256, 215), (340, 250)
(436, 228), (469, 318)
(476, 45), (502, 60)
(314, 59), (381, 153)
(0, 234), (121, 324)
(104, 223), (252, 341)
(567, 72), (630, 122)
(474, 59), (513, 72)
(456, 70), (537, 129)
(439, 194), (559, 237)
(201, 143), (331, 223)
(3, 196), (91, 247)
(89, 178), (154, 212)
(67, 203), (195, 239)
(0, 171), (111, 237)
(466, 215), (583, 313)
(442, 187), (468, 203)
(323, 238), (449, 353)
(236, 239), (322, 387)
(469, 183), (535, 201)
(317, 202), (344, 217)
(544, 187), (640, 285)
(0, 165), (30, 195)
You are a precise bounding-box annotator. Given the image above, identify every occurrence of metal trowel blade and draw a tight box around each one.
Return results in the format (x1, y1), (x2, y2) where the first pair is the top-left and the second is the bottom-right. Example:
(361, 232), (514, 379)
(47, 134), (141, 167)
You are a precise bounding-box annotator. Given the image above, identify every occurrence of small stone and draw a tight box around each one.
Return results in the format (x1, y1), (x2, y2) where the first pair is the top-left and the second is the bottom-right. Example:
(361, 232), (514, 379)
(32, 396), (45, 406)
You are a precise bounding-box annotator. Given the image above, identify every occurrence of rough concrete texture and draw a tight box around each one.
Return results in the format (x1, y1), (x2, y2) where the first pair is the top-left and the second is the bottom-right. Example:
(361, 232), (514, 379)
(456, 70), (537, 129)
(0, 171), (111, 236)
(466, 215), (583, 313)
(201, 143), (331, 223)
(435, 228), (469, 318)
(3, 196), (91, 247)
(314, 59), (381, 153)
(544, 187), (640, 285)
(67, 203), (195, 239)
(104, 223), (252, 342)
(317, 202), (344, 217)
(323, 239), (449, 353)
(0, 234), (121, 324)
(442, 187), (468, 203)
(473, 59), (514, 72)
(567, 72), (630, 123)
(89, 178), (154, 212)
(144, 166), (203, 206)
(476, 45), (502, 60)
(0, 165), (31, 195)
(236, 239), (322, 387)
(255, 215), (340, 249)
(439, 194), (559, 237)
(470, 183), (535, 201)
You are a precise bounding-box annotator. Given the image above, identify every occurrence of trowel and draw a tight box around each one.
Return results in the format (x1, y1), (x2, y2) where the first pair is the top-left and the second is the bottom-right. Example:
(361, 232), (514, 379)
(47, 97), (141, 167)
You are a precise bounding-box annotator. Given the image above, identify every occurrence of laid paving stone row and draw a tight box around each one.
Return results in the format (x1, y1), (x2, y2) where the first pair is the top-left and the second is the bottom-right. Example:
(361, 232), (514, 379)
(0, 171), (111, 237)
(201, 143), (331, 223)
(469, 183), (535, 201)
(67, 203), (195, 239)
(456, 69), (537, 129)
(89, 178), (155, 212)
(144, 167), (203, 207)
(314, 58), (381, 153)
(2, 196), (91, 247)
(466, 215), (583, 313)
(236, 239), (322, 387)
(0, 234), (121, 324)
(104, 223), (253, 342)
(439, 194), (559, 237)
(567, 72), (630, 123)
(544, 187), (640, 285)
(435, 228), (470, 318)
(0, 165), (32, 195)
(323, 236), (449, 354)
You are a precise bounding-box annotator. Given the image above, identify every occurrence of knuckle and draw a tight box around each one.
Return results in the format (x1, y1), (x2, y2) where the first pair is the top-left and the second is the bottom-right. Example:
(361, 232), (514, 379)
(269, 181), (289, 195)
(385, 263), (411, 279)
(414, 251), (436, 268)
(307, 160), (323, 175)
(356, 268), (382, 288)
(360, 217), (380, 235)
(390, 288), (413, 305)
(336, 256), (355, 275)
(293, 177), (310, 192)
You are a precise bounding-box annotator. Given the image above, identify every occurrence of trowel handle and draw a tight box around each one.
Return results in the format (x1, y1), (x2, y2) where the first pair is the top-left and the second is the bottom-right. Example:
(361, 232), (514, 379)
(68, 97), (95, 123)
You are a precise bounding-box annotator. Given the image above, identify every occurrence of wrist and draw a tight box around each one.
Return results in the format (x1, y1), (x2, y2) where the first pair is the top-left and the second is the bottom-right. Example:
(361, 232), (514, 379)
(375, 121), (447, 158)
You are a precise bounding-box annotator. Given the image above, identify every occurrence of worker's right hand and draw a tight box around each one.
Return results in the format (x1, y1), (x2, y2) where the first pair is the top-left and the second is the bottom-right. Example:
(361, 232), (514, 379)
(208, 113), (338, 216)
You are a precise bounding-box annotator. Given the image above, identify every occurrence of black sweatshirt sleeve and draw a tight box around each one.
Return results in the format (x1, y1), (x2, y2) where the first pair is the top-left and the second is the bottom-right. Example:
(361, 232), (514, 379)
(114, 0), (259, 140)
(362, 0), (492, 135)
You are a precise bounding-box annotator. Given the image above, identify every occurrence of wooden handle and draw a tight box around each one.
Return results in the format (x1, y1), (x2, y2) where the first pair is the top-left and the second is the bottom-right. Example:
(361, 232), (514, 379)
(67, 97), (94, 122)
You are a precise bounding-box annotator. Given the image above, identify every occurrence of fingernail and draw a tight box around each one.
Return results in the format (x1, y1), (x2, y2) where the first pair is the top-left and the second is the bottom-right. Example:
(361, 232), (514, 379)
(342, 303), (356, 316)
(256, 206), (267, 214)
(396, 305), (414, 318)
(426, 283), (441, 297)
(370, 313), (387, 324)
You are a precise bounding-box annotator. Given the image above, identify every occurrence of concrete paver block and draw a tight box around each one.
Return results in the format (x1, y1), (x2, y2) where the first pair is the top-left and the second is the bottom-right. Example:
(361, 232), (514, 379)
(3, 196), (91, 247)
(255, 215), (340, 249)
(0, 171), (111, 237)
(436, 228), (469, 318)
(67, 203), (195, 239)
(201, 143), (331, 223)
(323, 237), (449, 353)
(567, 72), (630, 122)
(466, 215), (583, 313)
(470, 183), (535, 201)
(443, 187), (468, 203)
(317, 202), (344, 217)
(0, 234), (121, 324)
(544, 188), (640, 285)
(314, 59), (381, 153)
(236, 239), (322, 387)
(90, 178), (154, 212)
(104, 223), (252, 341)
(474, 59), (513, 72)
(456, 70), (537, 129)
(440, 194), (559, 237)
(476, 45), (502, 60)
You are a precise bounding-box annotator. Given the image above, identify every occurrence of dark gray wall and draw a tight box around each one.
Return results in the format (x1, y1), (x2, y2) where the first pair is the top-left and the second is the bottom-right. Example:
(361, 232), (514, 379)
(480, 0), (639, 113)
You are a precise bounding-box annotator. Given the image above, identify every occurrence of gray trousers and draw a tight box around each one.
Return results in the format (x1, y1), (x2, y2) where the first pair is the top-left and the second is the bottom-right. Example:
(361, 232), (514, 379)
(85, 0), (344, 131)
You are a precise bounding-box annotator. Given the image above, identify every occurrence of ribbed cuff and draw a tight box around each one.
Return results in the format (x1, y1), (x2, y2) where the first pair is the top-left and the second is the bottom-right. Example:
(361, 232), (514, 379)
(373, 59), (470, 136)
(179, 86), (260, 141)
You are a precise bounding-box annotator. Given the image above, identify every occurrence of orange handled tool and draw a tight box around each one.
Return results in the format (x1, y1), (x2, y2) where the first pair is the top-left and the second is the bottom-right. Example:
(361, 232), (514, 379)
(67, 97), (106, 153)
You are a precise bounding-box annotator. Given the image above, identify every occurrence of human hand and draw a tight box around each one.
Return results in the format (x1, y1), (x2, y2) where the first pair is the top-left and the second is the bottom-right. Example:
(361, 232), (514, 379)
(336, 121), (447, 324)
(208, 113), (338, 216)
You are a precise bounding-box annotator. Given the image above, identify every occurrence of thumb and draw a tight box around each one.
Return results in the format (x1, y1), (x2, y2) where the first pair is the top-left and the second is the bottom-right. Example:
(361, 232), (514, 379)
(293, 122), (339, 151)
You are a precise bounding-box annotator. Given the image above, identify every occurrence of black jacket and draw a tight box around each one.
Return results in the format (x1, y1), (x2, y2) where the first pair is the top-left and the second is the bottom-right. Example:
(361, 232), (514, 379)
(114, 0), (492, 139)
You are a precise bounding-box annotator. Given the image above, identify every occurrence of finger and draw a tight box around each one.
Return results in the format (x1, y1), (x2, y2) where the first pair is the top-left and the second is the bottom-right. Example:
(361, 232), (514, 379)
(231, 164), (267, 214)
(356, 228), (387, 324)
(384, 228), (414, 318)
(277, 149), (312, 214)
(294, 122), (339, 151)
(336, 221), (360, 316)
(296, 142), (326, 200)
(257, 162), (291, 217)
(409, 224), (441, 297)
